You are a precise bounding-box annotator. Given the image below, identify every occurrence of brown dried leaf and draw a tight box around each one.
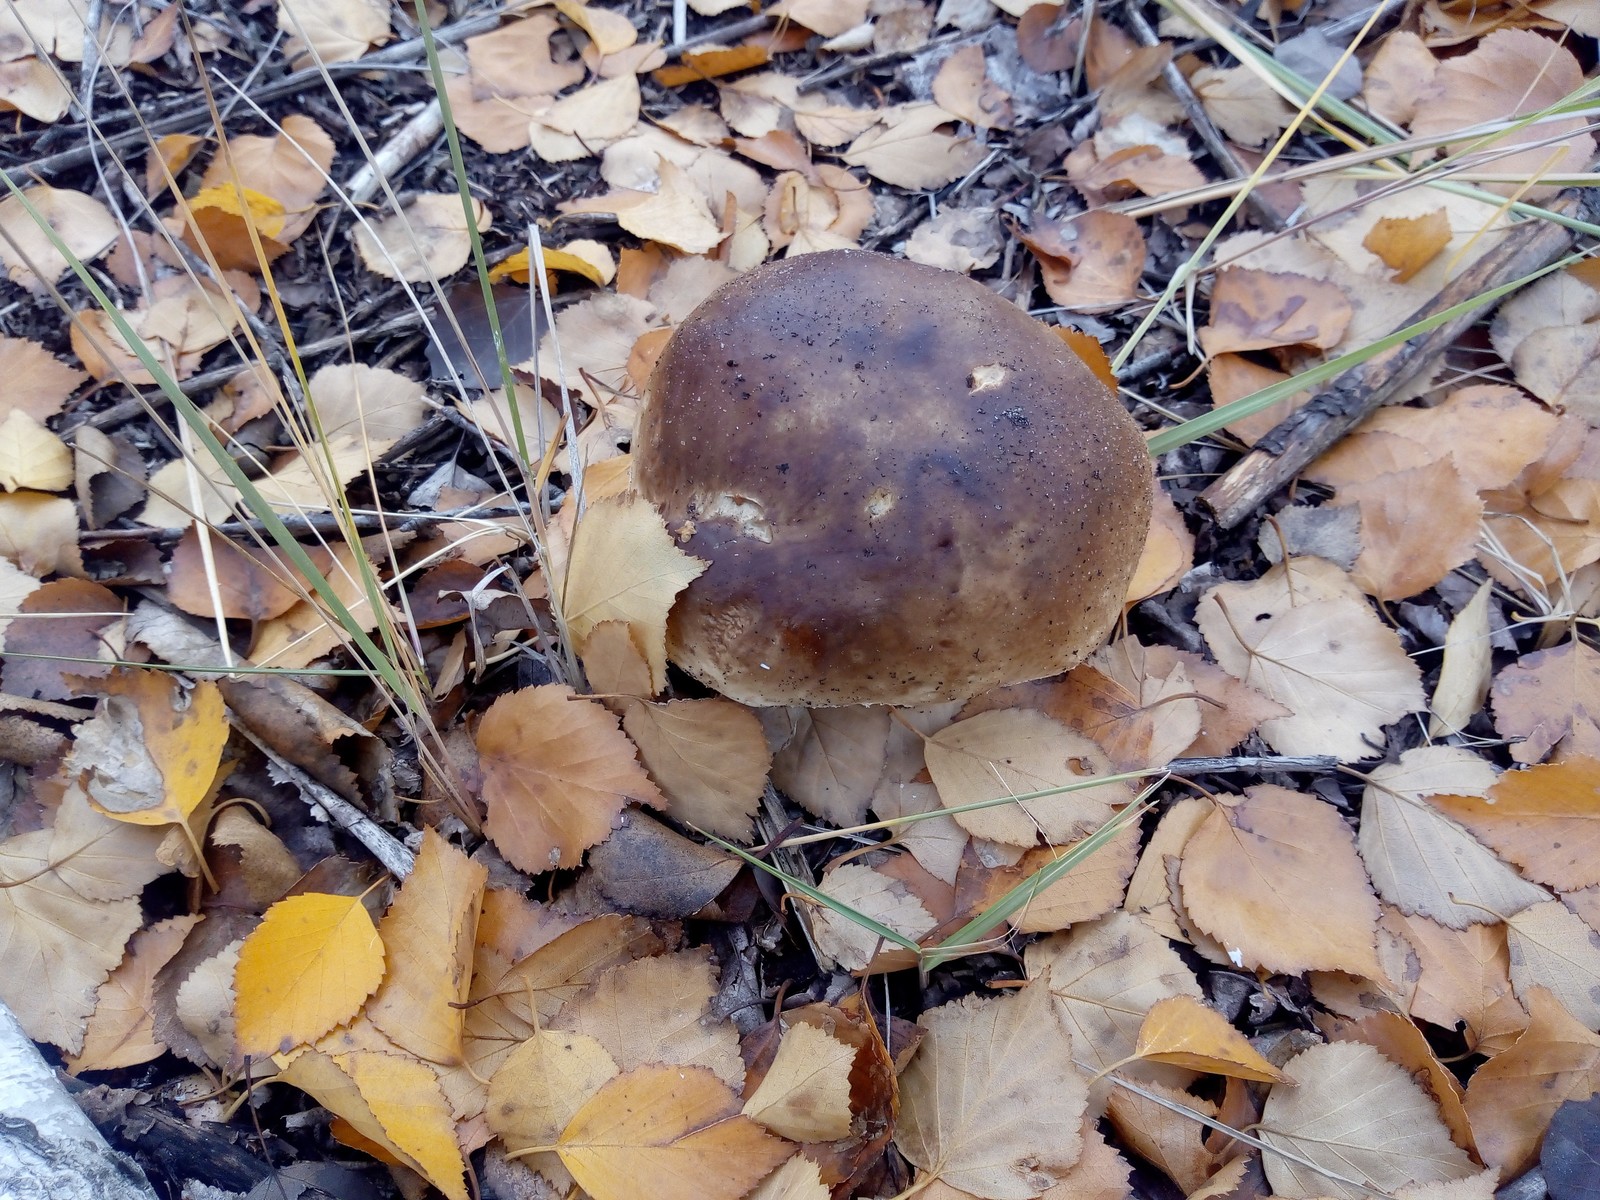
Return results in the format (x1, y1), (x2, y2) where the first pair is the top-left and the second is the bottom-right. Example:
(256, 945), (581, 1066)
(1335, 458), (1482, 601)
(742, 1021), (856, 1142)
(770, 705), (889, 827)
(1180, 786), (1382, 976)
(1015, 211), (1146, 312)
(841, 103), (986, 190)
(811, 862), (936, 972)
(477, 684), (663, 872)
(1504, 900), (1600, 1029)
(550, 948), (744, 1087)
(1431, 759), (1600, 892)
(66, 914), (201, 1074)
(1491, 640), (1600, 764)
(1198, 268), (1353, 356)
(621, 698), (771, 838)
(1386, 908), (1528, 1056)
(1462, 988), (1600, 1177)
(1259, 1042), (1475, 1198)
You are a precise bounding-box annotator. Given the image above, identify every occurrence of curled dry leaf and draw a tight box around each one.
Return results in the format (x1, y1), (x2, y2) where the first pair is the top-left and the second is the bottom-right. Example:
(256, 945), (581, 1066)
(556, 1064), (794, 1200)
(355, 195), (492, 282)
(1180, 786), (1383, 977)
(1195, 558), (1424, 760)
(925, 707), (1130, 846)
(1132, 995), (1287, 1082)
(477, 684), (664, 872)
(1431, 580), (1493, 738)
(1015, 211), (1146, 312)
(621, 697), (771, 839)
(898, 977), (1088, 1198)
(233, 892), (385, 1059)
(1259, 1041), (1476, 1199)
(1124, 482), (1194, 606)
(1385, 908), (1529, 1057)
(66, 668), (228, 829)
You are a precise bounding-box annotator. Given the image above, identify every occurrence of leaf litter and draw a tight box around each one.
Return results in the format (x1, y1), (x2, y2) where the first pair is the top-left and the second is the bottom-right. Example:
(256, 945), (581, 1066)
(2, 1), (1600, 1198)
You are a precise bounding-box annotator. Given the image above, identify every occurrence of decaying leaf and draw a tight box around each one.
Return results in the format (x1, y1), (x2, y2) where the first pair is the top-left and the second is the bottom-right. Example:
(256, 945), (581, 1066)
(898, 977), (1088, 1198)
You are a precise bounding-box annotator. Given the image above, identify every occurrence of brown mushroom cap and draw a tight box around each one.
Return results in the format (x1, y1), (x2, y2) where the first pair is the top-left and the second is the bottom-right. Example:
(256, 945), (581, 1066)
(633, 248), (1153, 707)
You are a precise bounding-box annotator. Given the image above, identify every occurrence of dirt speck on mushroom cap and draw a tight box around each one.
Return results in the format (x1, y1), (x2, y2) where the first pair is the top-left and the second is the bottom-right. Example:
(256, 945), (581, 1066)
(634, 249), (1154, 707)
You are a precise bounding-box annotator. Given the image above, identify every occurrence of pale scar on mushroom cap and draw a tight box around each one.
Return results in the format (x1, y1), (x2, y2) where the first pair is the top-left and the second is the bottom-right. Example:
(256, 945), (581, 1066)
(634, 249), (1153, 708)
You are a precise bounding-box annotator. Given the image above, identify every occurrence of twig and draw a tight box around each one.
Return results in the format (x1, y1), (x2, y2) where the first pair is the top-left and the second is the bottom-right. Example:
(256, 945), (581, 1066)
(1200, 188), (1592, 528)
(1169, 753), (1336, 774)
(798, 27), (983, 94)
(234, 722), (417, 879)
(342, 101), (446, 207)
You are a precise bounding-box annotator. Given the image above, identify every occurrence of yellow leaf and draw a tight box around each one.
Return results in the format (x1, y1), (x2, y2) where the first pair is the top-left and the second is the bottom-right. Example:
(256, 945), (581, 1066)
(234, 892), (385, 1057)
(366, 827), (487, 1066)
(277, 1048), (467, 1200)
(477, 684), (663, 872)
(561, 494), (707, 693)
(70, 669), (229, 828)
(741, 1021), (856, 1142)
(488, 1028), (620, 1154)
(1132, 995), (1287, 1083)
(557, 1064), (794, 1200)
(490, 244), (610, 287)
(553, 0), (637, 54)
(0, 410), (72, 492)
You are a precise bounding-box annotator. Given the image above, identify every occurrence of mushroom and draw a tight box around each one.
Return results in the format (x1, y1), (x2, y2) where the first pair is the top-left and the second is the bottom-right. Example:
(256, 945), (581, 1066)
(633, 248), (1153, 708)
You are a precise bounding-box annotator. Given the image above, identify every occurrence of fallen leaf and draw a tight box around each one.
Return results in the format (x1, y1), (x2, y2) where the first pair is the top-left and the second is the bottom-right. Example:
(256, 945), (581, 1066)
(748, 1156), (831, 1200)
(486, 1028), (620, 1157)
(1015, 212), (1146, 312)
(1190, 65), (1295, 147)
(0, 335), (87, 421)
(1464, 988), (1600, 1177)
(742, 1021), (856, 1142)
(1430, 759), (1600, 892)
(1363, 208), (1452, 282)
(770, 705), (890, 827)
(1259, 1041), (1476, 1199)
(811, 862), (937, 972)
(555, 0), (637, 55)
(550, 948), (744, 1086)
(1387, 907), (1529, 1056)
(898, 977), (1088, 1197)
(556, 1064), (793, 1200)
(233, 892), (385, 1058)
(587, 808), (742, 918)
(621, 697), (771, 838)
(1504, 901), (1600, 1029)
(1, 576), (118, 699)
(925, 708), (1129, 846)
(1409, 29), (1594, 200)
(841, 103), (986, 190)
(0, 410), (71, 492)
(1491, 640), (1600, 764)
(1195, 558), (1424, 760)
(1132, 995), (1287, 1082)
(1003, 817), (1139, 934)
(278, 0), (391, 65)
(1104, 1080), (1220, 1194)
(0, 185), (119, 292)
(1025, 910), (1203, 1095)
(66, 668), (228, 829)
(355, 194), (491, 282)
(477, 684), (663, 872)
(1198, 268), (1353, 356)
(366, 828), (487, 1066)
(1358, 745), (1545, 929)
(1431, 581), (1494, 737)
(1180, 786), (1382, 976)
(561, 494), (708, 693)
(67, 914), (203, 1074)
(1333, 458), (1482, 601)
